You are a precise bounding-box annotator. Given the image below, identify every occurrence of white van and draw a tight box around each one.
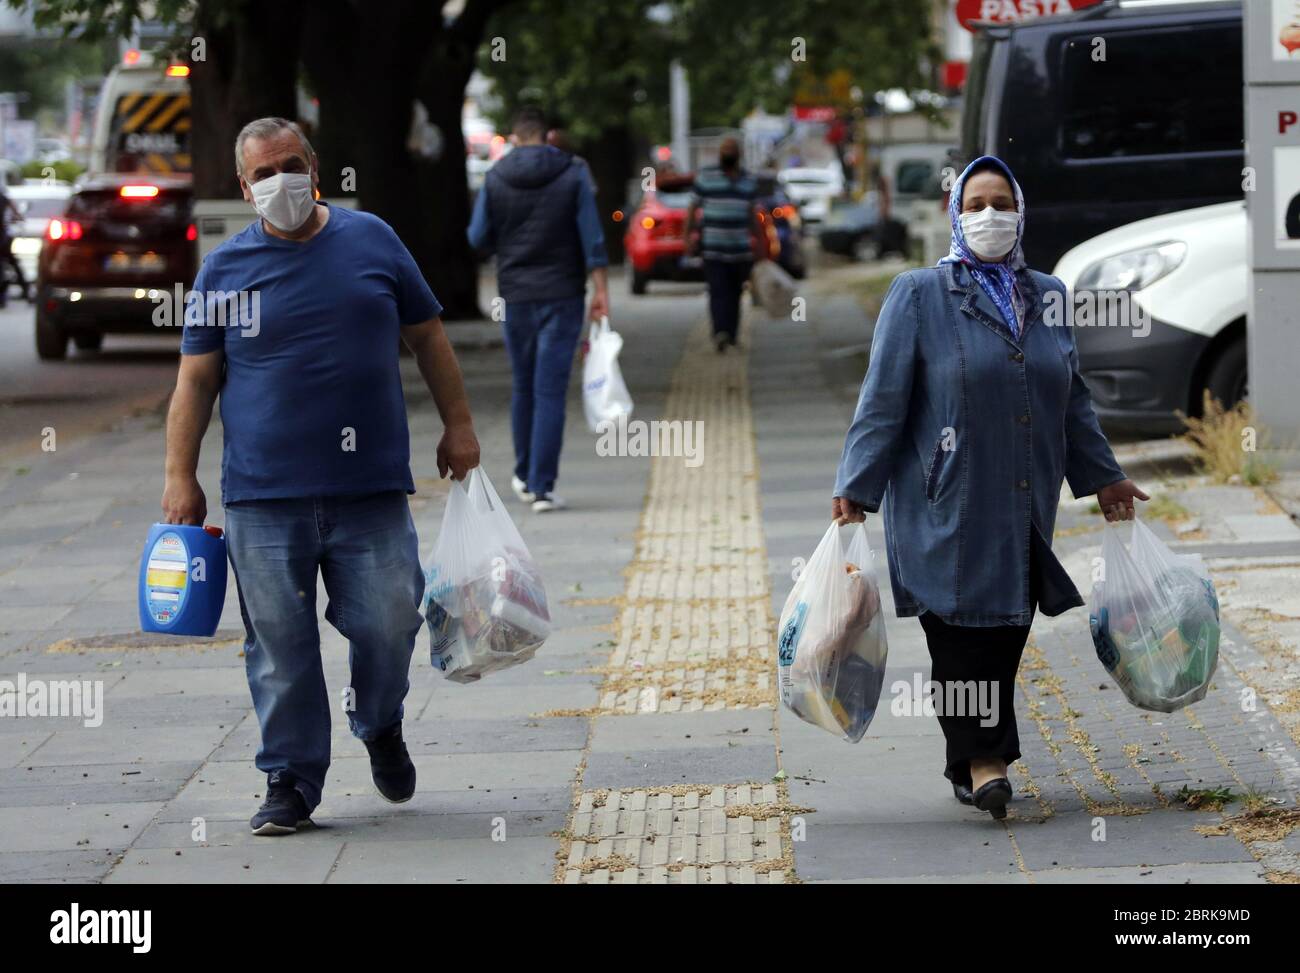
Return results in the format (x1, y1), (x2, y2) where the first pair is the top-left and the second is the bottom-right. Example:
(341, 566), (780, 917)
(1052, 201), (1247, 434)
(89, 54), (191, 176)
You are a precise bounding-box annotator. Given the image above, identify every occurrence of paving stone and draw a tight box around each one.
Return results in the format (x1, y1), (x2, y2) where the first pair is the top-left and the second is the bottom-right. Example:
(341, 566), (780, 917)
(1007, 808), (1256, 871)
(328, 836), (556, 883)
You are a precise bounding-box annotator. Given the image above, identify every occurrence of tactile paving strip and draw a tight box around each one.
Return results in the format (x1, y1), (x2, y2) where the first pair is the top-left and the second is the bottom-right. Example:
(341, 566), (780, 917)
(560, 784), (795, 884)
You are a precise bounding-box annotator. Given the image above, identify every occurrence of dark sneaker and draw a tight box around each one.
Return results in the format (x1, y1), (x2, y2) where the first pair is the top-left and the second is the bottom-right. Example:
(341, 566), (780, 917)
(250, 783), (312, 836)
(364, 723), (416, 803)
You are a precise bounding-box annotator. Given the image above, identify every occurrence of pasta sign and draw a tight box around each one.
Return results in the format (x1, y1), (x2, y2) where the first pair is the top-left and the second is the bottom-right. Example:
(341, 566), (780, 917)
(956, 0), (1105, 32)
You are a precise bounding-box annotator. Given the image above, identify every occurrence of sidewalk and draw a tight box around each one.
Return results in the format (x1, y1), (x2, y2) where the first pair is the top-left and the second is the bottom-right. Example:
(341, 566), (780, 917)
(1, 269), (1298, 883)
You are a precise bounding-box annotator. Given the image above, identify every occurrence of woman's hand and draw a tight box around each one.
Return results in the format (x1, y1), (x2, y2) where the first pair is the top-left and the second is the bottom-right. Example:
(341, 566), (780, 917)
(832, 496), (865, 524)
(1096, 478), (1149, 522)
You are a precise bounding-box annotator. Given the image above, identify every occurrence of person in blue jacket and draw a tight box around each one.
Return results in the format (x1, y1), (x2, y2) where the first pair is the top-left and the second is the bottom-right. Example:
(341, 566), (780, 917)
(832, 156), (1148, 820)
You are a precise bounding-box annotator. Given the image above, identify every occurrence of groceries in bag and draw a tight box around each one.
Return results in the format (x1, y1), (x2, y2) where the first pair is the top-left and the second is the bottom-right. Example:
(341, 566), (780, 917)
(750, 260), (798, 320)
(421, 468), (550, 683)
(777, 522), (889, 741)
(582, 316), (634, 433)
(1089, 515), (1220, 713)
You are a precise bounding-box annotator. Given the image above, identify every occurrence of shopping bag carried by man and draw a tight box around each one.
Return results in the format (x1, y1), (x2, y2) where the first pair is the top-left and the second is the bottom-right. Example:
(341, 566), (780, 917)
(421, 467), (550, 683)
(750, 260), (798, 321)
(1089, 513), (1220, 713)
(582, 315), (634, 433)
(776, 521), (889, 742)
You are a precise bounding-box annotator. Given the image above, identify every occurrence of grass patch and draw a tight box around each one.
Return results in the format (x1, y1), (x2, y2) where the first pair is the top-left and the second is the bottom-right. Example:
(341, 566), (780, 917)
(1175, 784), (1237, 811)
(1178, 393), (1279, 485)
(847, 267), (916, 318)
(1144, 493), (1191, 523)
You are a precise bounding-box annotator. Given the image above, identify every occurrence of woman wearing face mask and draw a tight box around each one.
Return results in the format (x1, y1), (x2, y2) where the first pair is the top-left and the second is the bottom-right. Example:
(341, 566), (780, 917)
(831, 156), (1148, 820)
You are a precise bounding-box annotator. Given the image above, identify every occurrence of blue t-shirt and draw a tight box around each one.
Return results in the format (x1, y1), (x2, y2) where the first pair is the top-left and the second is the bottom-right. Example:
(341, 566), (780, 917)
(180, 205), (441, 503)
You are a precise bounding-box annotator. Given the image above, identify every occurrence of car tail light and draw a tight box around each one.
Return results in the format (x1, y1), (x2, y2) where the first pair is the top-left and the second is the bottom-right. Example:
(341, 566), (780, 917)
(165, 64), (190, 77)
(641, 216), (655, 230)
(186, 223), (198, 242)
(47, 219), (83, 241)
(120, 184), (160, 199)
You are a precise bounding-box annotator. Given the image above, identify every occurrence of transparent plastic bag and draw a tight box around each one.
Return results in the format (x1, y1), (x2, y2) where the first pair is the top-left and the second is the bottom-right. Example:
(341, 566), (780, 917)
(776, 522), (889, 742)
(582, 316), (634, 433)
(421, 467), (550, 683)
(1089, 514), (1220, 713)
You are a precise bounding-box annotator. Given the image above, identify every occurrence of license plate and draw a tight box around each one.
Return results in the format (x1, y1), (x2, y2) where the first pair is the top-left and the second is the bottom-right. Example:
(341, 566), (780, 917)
(103, 252), (167, 272)
(679, 255), (703, 270)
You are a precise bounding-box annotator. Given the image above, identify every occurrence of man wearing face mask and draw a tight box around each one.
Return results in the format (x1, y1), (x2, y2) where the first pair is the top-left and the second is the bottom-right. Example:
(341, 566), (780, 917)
(684, 137), (763, 352)
(161, 117), (481, 836)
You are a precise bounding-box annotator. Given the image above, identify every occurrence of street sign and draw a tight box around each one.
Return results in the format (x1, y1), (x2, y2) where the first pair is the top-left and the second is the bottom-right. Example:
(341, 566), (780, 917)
(955, 0), (1104, 32)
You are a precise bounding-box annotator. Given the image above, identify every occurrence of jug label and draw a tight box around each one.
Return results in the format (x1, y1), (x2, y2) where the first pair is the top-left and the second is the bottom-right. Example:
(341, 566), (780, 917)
(145, 532), (189, 625)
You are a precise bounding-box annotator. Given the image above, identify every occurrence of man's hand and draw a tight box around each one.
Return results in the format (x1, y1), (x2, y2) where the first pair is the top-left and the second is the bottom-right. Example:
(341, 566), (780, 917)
(1096, 478), (1149, 522)
(438, 421), (480, 481)
(162, 475), (207, 525)
(588, 286), (609, 323)
(832, 496), (865, 524)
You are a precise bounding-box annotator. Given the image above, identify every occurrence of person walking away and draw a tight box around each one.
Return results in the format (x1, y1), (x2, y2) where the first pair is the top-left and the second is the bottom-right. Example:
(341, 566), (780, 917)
(468, 107), (609, 513)
(684, 137), (762, 352)
(163, 117), (481, 835)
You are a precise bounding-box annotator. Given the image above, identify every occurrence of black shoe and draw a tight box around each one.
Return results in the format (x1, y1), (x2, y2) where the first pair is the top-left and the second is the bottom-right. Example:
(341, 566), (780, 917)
(714, 332), (729, 353)
(364, 723), (416, 803)
(972, 778), (1013, 820)
(952, 781), (974, 806)
(250, 780), (312, 836)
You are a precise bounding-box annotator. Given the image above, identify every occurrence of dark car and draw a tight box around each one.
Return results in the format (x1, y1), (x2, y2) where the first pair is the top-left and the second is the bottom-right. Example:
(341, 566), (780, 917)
(959, 0), (1243, 273)
(817, 195), (907, 262)
(35, 175), (196, 359)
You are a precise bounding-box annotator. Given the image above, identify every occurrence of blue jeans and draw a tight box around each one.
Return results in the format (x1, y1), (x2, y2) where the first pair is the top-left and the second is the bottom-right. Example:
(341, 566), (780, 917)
(224, 491), (424, 812)
(501, 296), (585, 495)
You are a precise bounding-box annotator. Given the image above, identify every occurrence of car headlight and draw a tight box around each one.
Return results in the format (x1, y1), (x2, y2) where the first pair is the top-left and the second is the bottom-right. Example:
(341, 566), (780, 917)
(1075, 241), (1186, 292)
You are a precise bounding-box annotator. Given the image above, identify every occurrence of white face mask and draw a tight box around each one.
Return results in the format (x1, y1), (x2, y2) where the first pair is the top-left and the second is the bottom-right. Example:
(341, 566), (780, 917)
(959, 206), (1020, 261)
(250, 172), (316, 232)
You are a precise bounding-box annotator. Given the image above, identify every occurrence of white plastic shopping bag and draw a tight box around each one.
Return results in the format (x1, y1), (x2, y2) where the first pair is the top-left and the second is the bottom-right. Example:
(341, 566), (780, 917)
(582, 316), (634, 433)
(421, 467), (550, 683)
(750, 260), (797, 320)
(777, 522), (889, 742)
(1089, 513), (1220, 712)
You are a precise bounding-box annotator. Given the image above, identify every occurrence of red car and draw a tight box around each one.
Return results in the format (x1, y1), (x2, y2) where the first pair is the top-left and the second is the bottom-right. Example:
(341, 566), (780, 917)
(624, 174), (781, 295)
(623, 178), (697, 295)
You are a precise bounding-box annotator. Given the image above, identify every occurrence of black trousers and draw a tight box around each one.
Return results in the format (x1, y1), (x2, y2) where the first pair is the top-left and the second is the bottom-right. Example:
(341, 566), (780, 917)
(703, 258), (751, 341)
(918, 613), (1032, 787)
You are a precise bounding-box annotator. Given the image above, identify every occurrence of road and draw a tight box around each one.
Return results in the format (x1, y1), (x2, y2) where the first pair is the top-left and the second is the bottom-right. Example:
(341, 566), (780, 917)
(0, 300), (181, 465)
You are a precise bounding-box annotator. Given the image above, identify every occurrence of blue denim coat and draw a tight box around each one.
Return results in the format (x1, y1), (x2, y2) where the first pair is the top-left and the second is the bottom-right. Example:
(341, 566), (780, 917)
(834, 262), (1125, 627)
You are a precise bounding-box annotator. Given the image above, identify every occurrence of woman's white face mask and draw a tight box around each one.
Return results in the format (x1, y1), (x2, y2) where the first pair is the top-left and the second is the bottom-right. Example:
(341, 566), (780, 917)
(959, 206), (1020, 261)
(250, 172), (316, 233)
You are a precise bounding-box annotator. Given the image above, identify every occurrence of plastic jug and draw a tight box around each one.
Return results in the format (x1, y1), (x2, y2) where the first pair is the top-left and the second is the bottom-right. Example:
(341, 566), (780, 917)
(138, 523), (228, 636)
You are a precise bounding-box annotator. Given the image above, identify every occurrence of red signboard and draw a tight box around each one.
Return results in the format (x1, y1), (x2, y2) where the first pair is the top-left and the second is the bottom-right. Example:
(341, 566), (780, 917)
(956, 0), (1105, 32)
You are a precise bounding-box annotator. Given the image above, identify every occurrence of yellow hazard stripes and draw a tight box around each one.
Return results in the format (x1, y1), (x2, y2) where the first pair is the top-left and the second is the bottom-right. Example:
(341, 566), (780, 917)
(114, 91), (191, 175)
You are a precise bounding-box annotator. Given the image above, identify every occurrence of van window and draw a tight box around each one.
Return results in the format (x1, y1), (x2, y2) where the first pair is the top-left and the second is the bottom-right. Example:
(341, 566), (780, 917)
(1060, 25), (1242, 160)
(960, 33), (994, 162)
(895, 161), (936, 196)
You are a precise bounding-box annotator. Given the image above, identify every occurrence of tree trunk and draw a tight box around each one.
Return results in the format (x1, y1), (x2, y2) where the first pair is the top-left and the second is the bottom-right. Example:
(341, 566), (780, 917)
(189, 0), (302, 199)
(301, 1), (439, 287)
(584, 125), (635, 266)
(413, 0), (515, 320)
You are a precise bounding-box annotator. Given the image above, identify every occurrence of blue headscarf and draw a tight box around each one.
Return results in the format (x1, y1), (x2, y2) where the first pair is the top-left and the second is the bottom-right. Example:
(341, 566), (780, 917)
(939, 155), (1026, 337)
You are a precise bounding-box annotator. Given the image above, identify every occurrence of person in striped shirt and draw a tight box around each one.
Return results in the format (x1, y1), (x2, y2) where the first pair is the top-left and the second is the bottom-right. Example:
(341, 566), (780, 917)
(684, 138), (762, 352)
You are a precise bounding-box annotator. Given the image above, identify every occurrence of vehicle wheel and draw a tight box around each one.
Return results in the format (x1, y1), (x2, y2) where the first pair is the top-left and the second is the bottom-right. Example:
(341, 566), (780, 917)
(631, 271), (649, 295)
(35, 307), (68, 360)
(852, 235), (881, 262)
(73, 332), (103, 352)
(1202, 337), (1248, 410)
